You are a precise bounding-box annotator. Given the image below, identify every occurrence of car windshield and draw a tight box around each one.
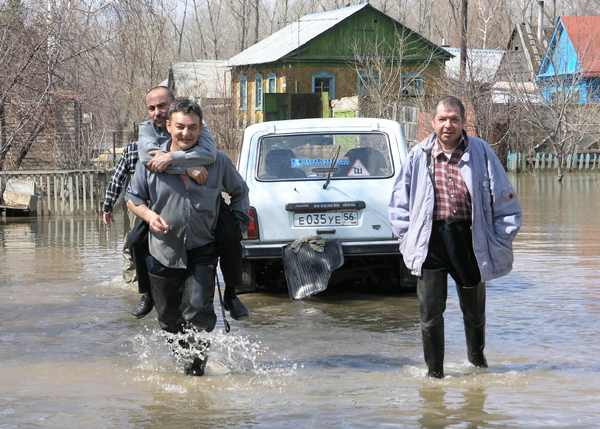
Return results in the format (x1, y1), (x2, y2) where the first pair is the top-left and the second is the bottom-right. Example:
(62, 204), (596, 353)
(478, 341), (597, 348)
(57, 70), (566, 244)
(256, 132), (393, 181)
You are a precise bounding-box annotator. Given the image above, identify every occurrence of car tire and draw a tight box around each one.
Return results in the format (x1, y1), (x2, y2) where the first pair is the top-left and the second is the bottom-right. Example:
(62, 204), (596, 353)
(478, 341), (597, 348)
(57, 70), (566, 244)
(237, 260), (257, 294)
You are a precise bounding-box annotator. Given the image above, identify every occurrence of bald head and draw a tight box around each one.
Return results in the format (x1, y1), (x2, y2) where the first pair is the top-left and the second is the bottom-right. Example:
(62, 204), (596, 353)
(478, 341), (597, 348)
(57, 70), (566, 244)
(145, 87), (175, 129)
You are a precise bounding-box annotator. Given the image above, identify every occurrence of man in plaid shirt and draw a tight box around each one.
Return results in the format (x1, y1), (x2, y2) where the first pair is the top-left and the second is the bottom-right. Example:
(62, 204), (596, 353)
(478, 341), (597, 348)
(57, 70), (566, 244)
(389, 96), (521, 378)
(103, 141), (140, 284)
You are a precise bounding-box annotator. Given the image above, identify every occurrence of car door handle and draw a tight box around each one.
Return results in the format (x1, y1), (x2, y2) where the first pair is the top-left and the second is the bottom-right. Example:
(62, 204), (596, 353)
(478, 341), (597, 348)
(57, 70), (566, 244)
(317, 229), (336, 235)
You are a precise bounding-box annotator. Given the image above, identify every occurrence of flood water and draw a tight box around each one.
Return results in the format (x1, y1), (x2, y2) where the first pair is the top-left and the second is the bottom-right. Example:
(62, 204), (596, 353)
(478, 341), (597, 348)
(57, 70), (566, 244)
(1, 173), (600, 428)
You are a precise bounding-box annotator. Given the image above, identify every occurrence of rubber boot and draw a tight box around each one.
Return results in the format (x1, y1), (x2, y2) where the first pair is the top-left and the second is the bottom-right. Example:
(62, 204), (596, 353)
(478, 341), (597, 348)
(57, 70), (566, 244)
(180, 335), (211, 376)
(149, 274), (185, 333)
(422, 328), (445, 379)
(417, 269), (448, 379)
(182, 264), (218, 333)
(166, 336), (210, 376)
(465, 324), (487, 368)
(457, 281), (487, 368)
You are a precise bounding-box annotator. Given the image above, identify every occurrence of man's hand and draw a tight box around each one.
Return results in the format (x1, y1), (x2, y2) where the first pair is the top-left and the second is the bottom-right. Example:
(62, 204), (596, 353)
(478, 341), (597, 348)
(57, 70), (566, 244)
(186, 165), (208, 185)
(148, 212), (170, 234)
(103, 212), (115, 227)
(147, 150), (173, 173)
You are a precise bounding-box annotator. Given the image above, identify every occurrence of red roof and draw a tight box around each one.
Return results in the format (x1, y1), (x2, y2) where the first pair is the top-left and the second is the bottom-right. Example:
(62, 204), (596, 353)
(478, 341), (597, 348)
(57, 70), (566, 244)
(561, 16), (600, 77)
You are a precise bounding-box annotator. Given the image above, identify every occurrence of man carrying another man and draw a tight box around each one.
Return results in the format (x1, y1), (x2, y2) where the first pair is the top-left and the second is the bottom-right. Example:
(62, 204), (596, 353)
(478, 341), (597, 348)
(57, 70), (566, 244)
(389, 96), (521, 378)
(128, 86), (249, 321)
(126, 99), (250, 375)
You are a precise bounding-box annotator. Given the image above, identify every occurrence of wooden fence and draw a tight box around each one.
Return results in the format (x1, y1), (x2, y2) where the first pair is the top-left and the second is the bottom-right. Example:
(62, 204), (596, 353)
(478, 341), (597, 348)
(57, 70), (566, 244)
(507, 151), (600, 172)
(0, 170), (109, 216)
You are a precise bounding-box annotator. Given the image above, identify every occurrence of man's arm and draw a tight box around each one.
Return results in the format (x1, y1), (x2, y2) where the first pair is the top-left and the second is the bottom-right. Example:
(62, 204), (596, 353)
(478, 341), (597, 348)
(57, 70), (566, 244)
(388, 152), (414, 240)
(137, 120), (168, 165)
(485, 144), (522, 243)
(124, 162), (170, 234)
(126, 200), (170, 234)
(103, 144), (134, 226)
(138, 120), (217, 175)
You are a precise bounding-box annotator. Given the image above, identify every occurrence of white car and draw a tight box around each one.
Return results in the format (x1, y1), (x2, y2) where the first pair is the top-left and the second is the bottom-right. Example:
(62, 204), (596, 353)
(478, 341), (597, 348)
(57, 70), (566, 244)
(236, 117), (416, 293)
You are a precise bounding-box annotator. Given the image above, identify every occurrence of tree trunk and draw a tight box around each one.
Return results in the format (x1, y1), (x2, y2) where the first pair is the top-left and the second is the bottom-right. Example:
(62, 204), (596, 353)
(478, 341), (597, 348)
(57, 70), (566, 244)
(14, 121), (44, 169)
(460, 0), (468, 80)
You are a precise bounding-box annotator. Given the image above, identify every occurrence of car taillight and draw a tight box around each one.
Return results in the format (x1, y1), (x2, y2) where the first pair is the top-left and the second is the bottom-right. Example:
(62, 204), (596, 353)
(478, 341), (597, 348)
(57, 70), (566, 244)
(244, 206), (259, 239)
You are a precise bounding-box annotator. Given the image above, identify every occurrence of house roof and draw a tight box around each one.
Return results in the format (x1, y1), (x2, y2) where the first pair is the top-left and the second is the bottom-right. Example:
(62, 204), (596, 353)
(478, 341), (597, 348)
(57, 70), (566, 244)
(226, 3), (450, 68)
(443, 47), (504, 81)
(560, 16), (600, 77)
(158, 60), (229, 99)
(227, 4), (369, 67)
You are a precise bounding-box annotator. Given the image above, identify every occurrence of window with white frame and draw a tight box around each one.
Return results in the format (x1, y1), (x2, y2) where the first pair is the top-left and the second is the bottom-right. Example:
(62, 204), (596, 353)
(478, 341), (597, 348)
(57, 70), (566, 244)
(357, 72), (380, 96)
(255, 73), (263, 111)
(268, 72), (277, 93)
(401, 72), (424, 96)
(239, 75), (248, 111)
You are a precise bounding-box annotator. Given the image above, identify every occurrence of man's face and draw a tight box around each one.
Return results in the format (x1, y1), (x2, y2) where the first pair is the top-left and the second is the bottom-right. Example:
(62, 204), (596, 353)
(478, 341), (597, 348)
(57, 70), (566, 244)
(167, 112), (203, 152)
(146, 89), (173, 129)
(431, 104), (466, 150)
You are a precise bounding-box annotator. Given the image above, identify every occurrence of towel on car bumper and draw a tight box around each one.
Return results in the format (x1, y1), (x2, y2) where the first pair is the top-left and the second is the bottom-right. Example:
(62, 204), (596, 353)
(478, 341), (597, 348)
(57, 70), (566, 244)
(282, 237), (344, 301)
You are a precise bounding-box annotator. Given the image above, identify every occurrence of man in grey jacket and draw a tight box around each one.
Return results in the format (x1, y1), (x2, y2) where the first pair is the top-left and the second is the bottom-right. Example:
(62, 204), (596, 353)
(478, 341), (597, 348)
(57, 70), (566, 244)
(388, 96), (521, 378)
(126, 99), (250, 375)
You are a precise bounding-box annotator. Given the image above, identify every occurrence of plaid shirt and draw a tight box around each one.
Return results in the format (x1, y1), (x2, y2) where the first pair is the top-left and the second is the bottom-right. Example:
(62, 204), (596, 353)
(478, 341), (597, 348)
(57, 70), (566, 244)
(103, 141), (139, 214)
(431, 136), (472, 221)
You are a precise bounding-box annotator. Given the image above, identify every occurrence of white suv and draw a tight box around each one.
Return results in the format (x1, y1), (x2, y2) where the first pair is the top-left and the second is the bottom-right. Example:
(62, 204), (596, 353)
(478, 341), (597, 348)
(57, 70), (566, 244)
(236, 118), (416, 293)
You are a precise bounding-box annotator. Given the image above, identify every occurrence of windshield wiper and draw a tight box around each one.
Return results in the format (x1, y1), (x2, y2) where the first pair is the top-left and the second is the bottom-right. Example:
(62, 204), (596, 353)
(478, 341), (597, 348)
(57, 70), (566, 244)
(323, 146), (341, 190)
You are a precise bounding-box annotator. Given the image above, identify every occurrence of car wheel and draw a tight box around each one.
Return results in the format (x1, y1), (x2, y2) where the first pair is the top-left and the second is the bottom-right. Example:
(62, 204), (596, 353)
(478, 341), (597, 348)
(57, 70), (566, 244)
(237, 260), (257, 294)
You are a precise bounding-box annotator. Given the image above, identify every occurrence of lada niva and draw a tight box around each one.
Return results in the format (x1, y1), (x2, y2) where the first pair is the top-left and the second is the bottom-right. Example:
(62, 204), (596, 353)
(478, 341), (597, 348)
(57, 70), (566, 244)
(236, 117), (416, 294)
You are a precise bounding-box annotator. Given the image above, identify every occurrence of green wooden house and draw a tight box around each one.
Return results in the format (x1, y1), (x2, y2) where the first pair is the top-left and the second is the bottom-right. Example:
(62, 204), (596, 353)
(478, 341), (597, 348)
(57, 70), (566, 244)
(226, 3), (453, 125)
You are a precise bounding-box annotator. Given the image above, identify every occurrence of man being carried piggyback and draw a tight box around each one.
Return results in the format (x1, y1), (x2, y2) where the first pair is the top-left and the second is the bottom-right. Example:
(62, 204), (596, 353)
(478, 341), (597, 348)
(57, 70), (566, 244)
(126, 99), (250, 375)
(389, 96), (522, 378)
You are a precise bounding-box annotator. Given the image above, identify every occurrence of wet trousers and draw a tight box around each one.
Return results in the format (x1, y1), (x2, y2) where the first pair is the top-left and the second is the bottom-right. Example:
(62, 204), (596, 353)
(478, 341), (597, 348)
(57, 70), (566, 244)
(418, 220), (487, 377)
(147, 244), (218, 334)
(127, 198), (242, 299)
(121, 204), (139, 284)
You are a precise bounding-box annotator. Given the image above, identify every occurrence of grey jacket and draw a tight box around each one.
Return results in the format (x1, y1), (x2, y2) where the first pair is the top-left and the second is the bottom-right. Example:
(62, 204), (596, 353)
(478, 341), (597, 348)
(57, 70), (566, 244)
(388, 132), (522, 282)
(126, 147), (250, 269)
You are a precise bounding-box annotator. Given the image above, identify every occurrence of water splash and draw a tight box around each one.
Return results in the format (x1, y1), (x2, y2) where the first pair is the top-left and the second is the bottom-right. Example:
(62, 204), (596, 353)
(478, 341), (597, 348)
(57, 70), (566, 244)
(131, 325), (297, 380)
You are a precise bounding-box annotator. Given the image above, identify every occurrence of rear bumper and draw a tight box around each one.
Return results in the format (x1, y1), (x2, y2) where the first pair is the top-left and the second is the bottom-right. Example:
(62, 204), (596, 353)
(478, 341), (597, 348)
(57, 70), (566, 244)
(242, 239), (400, 259)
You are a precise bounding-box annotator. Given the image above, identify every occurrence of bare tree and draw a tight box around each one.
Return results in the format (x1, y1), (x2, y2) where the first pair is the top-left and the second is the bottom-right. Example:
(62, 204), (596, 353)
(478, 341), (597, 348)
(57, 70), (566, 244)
(348, 27), (437, 122)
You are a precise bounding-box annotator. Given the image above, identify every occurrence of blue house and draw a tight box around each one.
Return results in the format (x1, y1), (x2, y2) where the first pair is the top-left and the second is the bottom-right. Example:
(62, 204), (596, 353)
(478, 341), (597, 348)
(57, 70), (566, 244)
(537, 16), (600, 103)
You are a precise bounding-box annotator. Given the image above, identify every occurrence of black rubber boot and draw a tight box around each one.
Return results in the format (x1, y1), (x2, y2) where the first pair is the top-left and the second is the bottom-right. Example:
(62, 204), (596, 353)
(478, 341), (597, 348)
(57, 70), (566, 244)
(422, 328), (445, 378)
(417, 269), (448, 379)
(167, 336), (210, 376)
(457, 281), (488, 368)
(149, 274), (185, 333)
(180, 337), (211, 376)
(131, 292), (154, 319)
(182, 264), (218, 333)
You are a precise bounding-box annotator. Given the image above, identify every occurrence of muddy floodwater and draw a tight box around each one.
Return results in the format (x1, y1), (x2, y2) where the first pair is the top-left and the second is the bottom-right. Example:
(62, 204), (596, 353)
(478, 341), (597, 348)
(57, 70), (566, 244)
(1, 173), (600, 428)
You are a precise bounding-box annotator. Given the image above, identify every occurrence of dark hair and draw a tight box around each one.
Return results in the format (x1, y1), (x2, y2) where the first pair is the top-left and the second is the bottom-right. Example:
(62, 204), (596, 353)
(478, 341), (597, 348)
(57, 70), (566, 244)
(146, 85), (175, 101)
(433, 96), (465, 119)
(168, 98), (203, 123)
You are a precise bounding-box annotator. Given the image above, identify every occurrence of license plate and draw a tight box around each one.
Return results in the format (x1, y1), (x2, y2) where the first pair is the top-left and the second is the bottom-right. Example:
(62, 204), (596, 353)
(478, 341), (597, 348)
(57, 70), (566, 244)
(293, 211), (358, 227)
